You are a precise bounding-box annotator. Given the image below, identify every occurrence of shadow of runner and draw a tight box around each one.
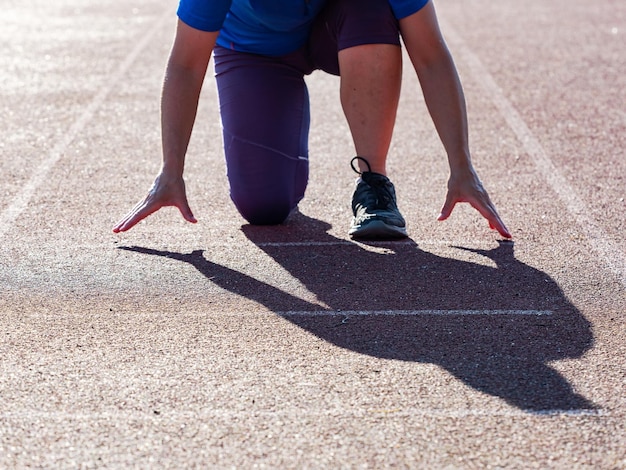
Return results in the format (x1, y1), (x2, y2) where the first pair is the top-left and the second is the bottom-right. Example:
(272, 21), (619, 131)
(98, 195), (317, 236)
(119, 212), (596, 412)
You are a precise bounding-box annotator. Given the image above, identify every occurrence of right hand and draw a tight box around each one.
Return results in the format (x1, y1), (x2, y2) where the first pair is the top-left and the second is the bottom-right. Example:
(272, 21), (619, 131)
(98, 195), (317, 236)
(112, 172), (197, 233)
(437, 167), (512, 239)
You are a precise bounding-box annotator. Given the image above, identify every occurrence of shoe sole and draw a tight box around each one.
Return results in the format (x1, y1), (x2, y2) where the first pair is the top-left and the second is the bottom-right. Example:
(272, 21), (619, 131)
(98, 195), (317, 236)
(349, 220), (408, 240)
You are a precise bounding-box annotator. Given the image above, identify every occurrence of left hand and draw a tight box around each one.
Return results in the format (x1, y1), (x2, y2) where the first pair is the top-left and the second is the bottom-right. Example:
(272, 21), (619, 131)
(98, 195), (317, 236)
(438, 168), (512, 239)
(112, 172), (197, 233)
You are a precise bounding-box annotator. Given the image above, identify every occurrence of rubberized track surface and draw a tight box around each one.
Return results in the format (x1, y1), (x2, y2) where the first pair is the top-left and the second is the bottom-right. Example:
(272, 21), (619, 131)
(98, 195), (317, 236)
(1, 0), (624, 467)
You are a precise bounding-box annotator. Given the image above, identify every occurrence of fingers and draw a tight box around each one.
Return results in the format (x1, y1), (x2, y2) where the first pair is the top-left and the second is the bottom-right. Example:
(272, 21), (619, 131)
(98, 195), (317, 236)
(438, 184), (512, 239)
(469, 198), (512, 239)
(113, 198), (196, 233)
(488, 212), (512, 239)
(178, 201), (197, 224)
(112, 199), (160, 233)
(437, 194), (456, 221)
(112, 176), (197, 233)
(491, 217), (512, 239)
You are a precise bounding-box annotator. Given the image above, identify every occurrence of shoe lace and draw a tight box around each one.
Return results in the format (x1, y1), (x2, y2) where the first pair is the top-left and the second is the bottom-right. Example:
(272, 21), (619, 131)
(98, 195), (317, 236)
(350, 156), (371, 175)
(350, 156), (394, 209)
(366, 177), (394, 208)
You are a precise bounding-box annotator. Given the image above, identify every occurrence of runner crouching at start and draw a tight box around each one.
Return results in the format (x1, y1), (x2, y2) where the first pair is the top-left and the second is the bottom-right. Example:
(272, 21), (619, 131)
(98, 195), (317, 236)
(113, 0), (512, 240)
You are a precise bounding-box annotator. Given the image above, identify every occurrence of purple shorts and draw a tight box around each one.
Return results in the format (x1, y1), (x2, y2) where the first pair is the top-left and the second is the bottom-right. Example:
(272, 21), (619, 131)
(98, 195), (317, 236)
(214, 0), (400, 225)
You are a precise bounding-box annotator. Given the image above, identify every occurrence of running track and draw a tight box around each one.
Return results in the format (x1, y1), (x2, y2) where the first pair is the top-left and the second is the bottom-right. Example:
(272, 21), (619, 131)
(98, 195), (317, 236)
(1, 0), (624, 467)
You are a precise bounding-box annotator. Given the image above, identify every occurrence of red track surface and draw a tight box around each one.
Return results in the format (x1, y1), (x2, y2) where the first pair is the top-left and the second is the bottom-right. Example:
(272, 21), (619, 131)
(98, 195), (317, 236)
(1, 0), (624, 467)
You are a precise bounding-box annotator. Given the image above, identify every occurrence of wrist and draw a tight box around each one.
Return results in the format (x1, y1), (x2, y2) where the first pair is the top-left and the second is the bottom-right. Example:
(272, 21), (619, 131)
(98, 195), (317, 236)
(447, 153), (474, 175)
(160, 160), (185, 179)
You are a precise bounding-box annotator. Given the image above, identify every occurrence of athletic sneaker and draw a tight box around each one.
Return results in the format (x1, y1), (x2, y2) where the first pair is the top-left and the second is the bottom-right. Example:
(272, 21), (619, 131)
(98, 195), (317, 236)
(348, 157), (407, 240)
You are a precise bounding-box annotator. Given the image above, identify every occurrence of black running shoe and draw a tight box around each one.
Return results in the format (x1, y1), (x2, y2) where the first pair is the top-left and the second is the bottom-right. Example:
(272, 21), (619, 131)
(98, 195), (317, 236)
(349, 157), (407, 240)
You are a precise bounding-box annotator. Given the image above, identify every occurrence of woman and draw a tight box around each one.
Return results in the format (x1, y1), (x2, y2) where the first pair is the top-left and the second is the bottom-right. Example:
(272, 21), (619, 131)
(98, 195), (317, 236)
(113, 0), (511, 240)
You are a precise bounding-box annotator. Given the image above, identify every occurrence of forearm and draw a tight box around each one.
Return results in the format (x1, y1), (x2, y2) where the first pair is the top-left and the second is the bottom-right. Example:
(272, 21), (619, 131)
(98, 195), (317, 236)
(414, 54), (473, 174)
(399, 6), (473, 175)
(398, 5), (511, 237)
(160, 62), (206, 178)
(112, 22), (216, 233)
(159, 22), (217, 178)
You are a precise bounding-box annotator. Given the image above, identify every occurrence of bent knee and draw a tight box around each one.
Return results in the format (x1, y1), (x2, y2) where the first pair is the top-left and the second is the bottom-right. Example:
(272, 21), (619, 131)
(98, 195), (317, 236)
(232, 194), (294, 225)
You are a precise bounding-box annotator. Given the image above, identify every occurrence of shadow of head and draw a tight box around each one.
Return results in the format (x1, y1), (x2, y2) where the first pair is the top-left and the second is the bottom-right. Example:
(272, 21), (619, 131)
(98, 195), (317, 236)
(119, 212), (596, 412)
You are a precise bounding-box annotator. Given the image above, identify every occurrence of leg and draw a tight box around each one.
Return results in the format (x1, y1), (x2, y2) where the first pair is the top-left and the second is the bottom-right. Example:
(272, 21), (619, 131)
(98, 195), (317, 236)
(309, 0), (407, 239)
(213, 47), (311, 225)
(339, 44), (401, 176)
(309, 0), (402, 175)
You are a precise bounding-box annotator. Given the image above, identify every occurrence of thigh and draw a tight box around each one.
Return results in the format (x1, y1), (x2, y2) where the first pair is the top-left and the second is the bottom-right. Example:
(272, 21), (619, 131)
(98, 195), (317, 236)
(213, 47), (310, 224)
(308, 0), (401, 75)
(214, 47), (311, 156)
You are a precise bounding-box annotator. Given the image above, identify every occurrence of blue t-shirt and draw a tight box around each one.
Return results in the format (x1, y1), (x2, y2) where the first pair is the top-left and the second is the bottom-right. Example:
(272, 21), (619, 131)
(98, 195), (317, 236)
(177, 0), (429, 56)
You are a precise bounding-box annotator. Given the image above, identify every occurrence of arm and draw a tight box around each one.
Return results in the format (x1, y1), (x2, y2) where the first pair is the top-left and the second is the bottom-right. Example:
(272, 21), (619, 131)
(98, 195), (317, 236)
(399, 2), (511, 238)
(113, 20), (218, 233)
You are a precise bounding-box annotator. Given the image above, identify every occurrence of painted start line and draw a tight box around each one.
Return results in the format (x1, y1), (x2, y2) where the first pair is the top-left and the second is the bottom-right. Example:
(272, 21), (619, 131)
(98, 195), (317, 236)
(276, 310), (553, 317)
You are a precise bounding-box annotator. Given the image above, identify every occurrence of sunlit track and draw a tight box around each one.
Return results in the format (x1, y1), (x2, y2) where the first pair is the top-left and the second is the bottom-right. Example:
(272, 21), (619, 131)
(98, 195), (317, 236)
(0, 8), (172, 241)
(1, 0), (623, 467)
(440, 19), (626, 288)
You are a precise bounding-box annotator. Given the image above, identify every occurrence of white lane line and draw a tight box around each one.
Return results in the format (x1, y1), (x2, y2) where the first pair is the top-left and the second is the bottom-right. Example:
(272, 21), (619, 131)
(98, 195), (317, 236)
(0, 309), (553, 318)
(0, 408), (604, 419)
(0, 239), (490, 249)
(440, 20), (626, 288)
(255, 239), (488, 247)
(278, 309), (552, 317)
(0, 8), (172, 240)
(257, 241), (365, 247)
(257, 240), (412, 247)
